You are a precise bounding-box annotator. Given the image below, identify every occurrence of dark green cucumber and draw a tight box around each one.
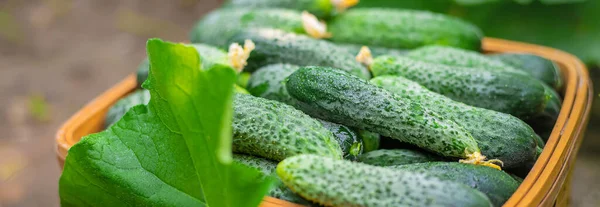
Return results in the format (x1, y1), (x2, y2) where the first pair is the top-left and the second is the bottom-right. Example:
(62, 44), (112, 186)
(277, 154), (493, 207)
(233, 93), (342, 161)
(285, 66), (480, 158)
(136, 44), (229, 87)
(105, 89), (150, 127)
(390, 162), (520, 206)
(371, 76), (537, 167)
(327, 8), (483, 50)
(357, 149), (440, 166)
(358, 130), (380, 152)
(371, 56), (546, 119)
(526, 84), (561, 140)
(228, 28), (370, 78)
(190, 8), (304, 47)
(223, 0), (334, 18)
(232, 154), (312, 205)
(490, 53), (563, 90)
(318, 120), (363, 160)
(336, 43), (408, 57)
(247, 63), (300, 104)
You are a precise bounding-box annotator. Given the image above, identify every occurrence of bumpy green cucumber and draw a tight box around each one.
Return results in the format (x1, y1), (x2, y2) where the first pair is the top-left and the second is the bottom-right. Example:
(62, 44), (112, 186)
(527, 84), (561, 140)
(233, 93), (342, 161)
(277, 154), (493, 207)
(390, 162), (520, 206)
(228, 28), (371, 78)
(286, 66), (480, 158)
(136, 44), (229, 86)
(336, 43), (408, 57)
(490, 53), (563, 90)
(358, 149), (440, 166)
(371, 56), (546, 119)
(223, 0), (334, 18)
(105, 89), (150, 127)
(371, 76), (537, 167)
(247, 63), (300, 104)
(232, 154), (311, 205)
(190, 8), (304, 47)
(327, 8), (483, 50)
(358, 130), (380, 152)
(318, 120), (363, 160)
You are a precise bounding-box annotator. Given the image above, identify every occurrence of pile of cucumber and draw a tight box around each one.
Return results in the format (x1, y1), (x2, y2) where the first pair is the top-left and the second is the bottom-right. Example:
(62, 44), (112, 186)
(107, 1), (563, 206)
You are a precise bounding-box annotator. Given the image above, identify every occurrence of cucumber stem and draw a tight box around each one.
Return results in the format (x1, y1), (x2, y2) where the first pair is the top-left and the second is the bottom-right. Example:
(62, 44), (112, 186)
(228, 39), (255, 72)
(459, 151), (504, 170)
(356, 46), (373, 69)
(302, 11), (331, 39)
(331, 0), (359, 12)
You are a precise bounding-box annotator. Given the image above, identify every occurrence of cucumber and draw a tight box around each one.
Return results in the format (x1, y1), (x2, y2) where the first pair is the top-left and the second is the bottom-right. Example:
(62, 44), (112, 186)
(318, 120), (363, 160)
(190, 8), (304, 47)
(233, 93), (342, 161)
(336, 43), (408, 57)
(223, 0), (334, 18)
(327, 8), (483, 50)
(490, 53), (563, 90)
(371, 56), (546, 119)
(371, 76), (537, 167)
(136, 44), (229, 86)
(232, 154), (312, 205)
(228, 28), (370, 78)
(358, 149), (440, 166)
(390, 162), (520, 206)
(277, 154), (493, 207)
(247, 63), (300, 104)
(527, 85), (561, 140)
(105, 89), (150, 127)
(285, 66), (480, 159)
(358, 130), (380, 152)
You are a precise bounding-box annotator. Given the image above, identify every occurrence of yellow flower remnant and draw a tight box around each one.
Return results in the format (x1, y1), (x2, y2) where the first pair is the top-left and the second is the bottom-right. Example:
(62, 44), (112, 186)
(356, 46), (373, 68)
(228, 39), (255, 72)
(302, 11), (331, 39)
(459, 151), (504, 170)
(331, 0), (359, 12)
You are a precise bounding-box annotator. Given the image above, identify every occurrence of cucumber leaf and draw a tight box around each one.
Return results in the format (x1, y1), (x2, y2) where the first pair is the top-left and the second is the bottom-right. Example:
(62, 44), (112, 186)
(59, 39), (275, 207)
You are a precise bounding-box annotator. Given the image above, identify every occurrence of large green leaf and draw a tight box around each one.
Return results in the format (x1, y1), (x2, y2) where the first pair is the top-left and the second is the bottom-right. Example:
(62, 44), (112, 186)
(59, 39), (275, 207)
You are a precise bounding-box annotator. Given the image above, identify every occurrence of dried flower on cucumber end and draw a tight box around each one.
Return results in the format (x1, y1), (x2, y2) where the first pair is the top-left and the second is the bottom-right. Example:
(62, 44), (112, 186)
(459, 150), (504, 170)
(356, 46), (373, 69)
(228, 39), (255, 72)
(302, 11), (331, 39)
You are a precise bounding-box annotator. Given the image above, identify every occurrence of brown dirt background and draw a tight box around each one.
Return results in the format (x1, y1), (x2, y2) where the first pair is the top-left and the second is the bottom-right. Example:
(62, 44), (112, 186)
(0, 0), (598, 206)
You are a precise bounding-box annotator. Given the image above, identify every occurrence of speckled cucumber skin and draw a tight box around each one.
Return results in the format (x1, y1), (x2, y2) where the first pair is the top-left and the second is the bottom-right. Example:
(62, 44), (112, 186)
(136, 44), (229, 87)
(232, 93), (343, 161)
(371, 56), (546, 119)
(527, 84), (561, 140)
(277, 154), (493, 207)
(190, 8), (304, 47)
(336, 43), (408, 57)
(371, 76), (537, 167)
(232, 154), (312, 205)
(390, 162), (520, 206)
(247, 63), (300, 104)
(223, 0), (333, 18)
(490, 53), (563, 90)
(358, 149), (440, 166)
(406, 45), (528, 75)
(285, 66), (479, 158)
(105, 89), (150, 127)
(228, 28), (371, 78)
(318, 120), (363, 159)
(327, 8), (483, 51)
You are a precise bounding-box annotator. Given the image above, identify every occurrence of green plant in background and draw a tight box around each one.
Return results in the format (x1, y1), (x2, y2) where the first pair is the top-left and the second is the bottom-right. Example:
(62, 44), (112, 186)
(59, 39), (275, 207)
(356, 0), (599, 67)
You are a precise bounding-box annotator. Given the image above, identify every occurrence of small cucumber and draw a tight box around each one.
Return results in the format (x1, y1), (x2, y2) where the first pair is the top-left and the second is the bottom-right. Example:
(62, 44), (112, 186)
(371, 56), (546, 119)
(233, 93), (342, 161)
(247, 63), (300, 104)
(105, 89), (150, 127)
(490, 53), (563, 90)
(390, 162), (520, 206)
(277, 154), (493, 207)
(371, 76), (537, 167)
(228, 28), (370, 78)
(223, 0), (334, 18)
(190, 8), (304, 47)
(357, 149), (440, 166)
(285, 66), (480, 159)
(136, 44), (229, 86)
(318, 120), (363, 160)
(232, 154), (312, 205)
(327, 8), (483, 50)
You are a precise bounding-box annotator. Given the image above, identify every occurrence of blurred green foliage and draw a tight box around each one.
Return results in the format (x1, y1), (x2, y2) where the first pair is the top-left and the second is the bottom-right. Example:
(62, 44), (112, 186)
(357, 0), (599, 66)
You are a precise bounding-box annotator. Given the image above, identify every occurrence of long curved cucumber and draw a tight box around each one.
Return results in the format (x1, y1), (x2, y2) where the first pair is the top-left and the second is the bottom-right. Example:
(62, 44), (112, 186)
(371, 76), (537, 167)
(371, 55), (546, 119)
(285, 66), (480, 158)
(277, 154), (493, 207)
(327, 8), (483, 50)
